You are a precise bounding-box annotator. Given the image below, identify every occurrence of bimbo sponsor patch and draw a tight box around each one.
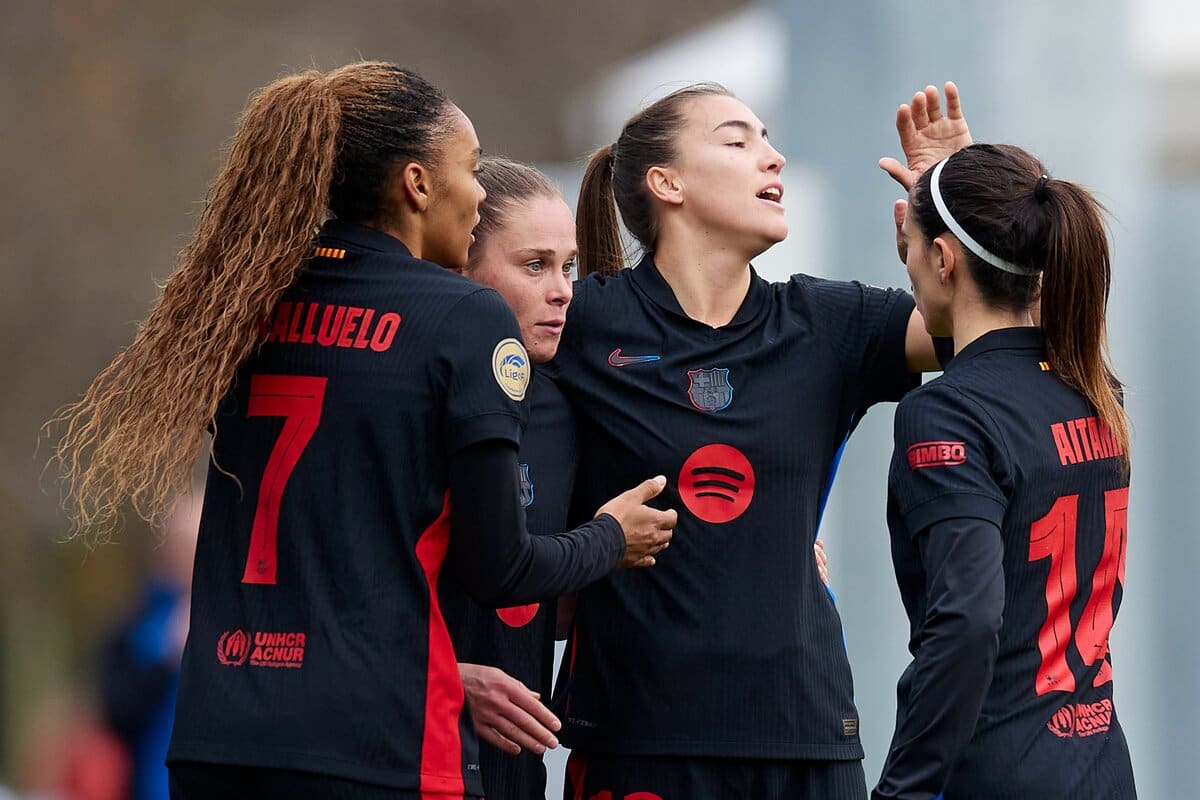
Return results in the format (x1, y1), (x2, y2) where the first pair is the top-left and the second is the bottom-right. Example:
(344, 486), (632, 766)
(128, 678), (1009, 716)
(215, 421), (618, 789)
(907, 440), (967, 469)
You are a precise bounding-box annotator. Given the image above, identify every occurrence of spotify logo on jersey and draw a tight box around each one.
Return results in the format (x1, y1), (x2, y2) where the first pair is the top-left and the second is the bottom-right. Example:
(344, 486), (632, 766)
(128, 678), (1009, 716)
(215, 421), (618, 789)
(496, 603), (539, 628)
(677, 443), (756, 524)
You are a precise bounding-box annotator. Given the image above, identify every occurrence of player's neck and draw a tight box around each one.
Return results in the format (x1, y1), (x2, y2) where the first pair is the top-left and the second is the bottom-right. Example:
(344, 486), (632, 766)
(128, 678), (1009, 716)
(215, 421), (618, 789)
(360, 217), (422, 260)
(951, 295), (1036, 354)
(653, 237), (752, 329)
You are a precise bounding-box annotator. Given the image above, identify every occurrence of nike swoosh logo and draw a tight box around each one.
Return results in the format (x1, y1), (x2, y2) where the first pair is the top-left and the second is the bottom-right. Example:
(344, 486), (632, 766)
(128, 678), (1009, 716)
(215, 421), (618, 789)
(608, 348), (661, 367)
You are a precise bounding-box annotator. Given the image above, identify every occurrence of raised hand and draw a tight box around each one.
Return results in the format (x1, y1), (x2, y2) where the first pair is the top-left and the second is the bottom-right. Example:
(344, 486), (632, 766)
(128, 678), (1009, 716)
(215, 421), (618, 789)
(879, 82), (972, 191)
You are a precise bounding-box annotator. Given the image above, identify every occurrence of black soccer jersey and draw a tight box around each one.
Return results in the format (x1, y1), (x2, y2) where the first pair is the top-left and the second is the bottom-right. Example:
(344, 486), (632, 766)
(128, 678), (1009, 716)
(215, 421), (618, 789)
(547, 255), (918, 759)
(441, 370), (578, 799)
(167, 221), (621, 796)
(880, 327), (1135, 799)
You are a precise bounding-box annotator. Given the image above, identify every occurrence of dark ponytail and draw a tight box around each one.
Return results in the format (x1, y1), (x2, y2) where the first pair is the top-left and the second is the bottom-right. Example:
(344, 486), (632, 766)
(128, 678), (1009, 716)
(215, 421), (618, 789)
(911, 143), (1129, 461)
(1037, 178), (1127, 460)
(577, 145), (623, 277)
(576, 83), (732, 278)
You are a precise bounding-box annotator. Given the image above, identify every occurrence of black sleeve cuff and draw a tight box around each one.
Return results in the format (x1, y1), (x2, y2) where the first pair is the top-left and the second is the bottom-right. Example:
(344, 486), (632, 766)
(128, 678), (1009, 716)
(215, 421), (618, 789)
(445, 411), (524, 454)
(903, 491), (1006, 535)
(590, 512), (627, 566)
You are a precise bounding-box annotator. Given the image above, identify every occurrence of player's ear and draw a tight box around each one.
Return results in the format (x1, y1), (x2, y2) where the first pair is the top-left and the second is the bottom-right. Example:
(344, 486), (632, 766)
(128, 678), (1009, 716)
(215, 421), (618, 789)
(646, 166), (684, 207)
(398, 161), (431, 213)
(932, 235), (957, 285)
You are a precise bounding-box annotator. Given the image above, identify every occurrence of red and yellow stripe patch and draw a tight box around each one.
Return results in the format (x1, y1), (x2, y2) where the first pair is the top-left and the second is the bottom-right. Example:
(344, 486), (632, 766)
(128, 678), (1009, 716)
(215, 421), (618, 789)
(314, 246), (345, 259)
(1039, 361), (1053, 371)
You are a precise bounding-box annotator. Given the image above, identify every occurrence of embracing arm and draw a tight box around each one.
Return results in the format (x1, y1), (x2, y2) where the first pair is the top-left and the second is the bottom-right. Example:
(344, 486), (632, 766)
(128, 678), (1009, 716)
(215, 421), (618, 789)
(447, 440), (674, 607)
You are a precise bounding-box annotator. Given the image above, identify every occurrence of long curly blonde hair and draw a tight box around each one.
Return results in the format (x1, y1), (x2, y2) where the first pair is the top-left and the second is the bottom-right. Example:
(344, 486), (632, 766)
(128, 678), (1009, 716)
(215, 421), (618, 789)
(47, 62), (452, 538)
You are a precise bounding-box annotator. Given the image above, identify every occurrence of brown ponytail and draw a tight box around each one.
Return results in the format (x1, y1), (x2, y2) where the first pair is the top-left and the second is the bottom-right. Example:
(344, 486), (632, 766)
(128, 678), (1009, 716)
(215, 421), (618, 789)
(47, 62), (454, 538)
(1037, 179), (1128, 460)
(577, 145), (623, 277)
(576, 83), (732, 278)
(910, 143), (1129, 462)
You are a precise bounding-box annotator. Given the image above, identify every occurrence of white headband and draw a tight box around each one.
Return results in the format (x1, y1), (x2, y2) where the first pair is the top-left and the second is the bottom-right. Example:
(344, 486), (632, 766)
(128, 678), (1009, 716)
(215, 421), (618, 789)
(929, 158), (1041, 276)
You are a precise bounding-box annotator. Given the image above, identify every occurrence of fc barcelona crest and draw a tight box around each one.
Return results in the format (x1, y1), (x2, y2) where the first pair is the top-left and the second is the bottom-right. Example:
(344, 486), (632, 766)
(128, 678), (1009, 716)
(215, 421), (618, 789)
(518, 463), (534, 508)
(687, 368), (733, 412)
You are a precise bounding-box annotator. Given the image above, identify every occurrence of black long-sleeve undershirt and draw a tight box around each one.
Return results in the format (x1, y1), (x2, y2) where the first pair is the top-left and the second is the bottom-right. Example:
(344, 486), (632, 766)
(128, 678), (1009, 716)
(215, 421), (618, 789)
(446, 438), (625, 608)
(873, 516), (1005, 800)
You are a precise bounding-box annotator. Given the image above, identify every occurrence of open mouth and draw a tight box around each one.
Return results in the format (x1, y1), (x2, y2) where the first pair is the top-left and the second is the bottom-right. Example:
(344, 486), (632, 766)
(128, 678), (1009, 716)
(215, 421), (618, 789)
(756, 185), (784, 205)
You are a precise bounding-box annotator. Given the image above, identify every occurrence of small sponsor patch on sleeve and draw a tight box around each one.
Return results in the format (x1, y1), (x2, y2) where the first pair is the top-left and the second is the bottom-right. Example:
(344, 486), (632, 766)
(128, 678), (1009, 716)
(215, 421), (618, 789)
(907, 440), (967, 469)
(491, 338), (529, 401)
(842, 718), (859, 737)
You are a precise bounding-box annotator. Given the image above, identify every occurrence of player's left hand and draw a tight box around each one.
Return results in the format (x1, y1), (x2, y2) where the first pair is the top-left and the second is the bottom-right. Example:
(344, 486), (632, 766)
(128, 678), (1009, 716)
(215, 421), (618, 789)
(879, 81), (972, 191)
(459, 663), (561, 755)
(815, 539), (830, 587)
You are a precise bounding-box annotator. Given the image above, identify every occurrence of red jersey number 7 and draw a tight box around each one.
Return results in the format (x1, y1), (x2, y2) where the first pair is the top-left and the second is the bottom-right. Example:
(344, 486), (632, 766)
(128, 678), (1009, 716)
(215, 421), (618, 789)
(242, 374), (328, 585)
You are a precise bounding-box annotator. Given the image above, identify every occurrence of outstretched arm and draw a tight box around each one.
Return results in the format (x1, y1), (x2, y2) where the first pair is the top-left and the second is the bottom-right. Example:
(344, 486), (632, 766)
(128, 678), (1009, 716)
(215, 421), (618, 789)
(879, 82), (973, 191)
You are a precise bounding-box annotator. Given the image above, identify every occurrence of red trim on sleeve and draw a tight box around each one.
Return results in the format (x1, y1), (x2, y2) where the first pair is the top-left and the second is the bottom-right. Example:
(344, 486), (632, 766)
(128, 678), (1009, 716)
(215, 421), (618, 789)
(414, 491), (467, 795)
(564, 626), (579, 715)
(566, 752), (590, 800)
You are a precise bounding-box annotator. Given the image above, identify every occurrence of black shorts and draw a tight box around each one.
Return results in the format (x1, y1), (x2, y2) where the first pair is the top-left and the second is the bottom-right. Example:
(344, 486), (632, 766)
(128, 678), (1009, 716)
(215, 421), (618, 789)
(563, 752), (867, 800)
(168, 762), (480, 800)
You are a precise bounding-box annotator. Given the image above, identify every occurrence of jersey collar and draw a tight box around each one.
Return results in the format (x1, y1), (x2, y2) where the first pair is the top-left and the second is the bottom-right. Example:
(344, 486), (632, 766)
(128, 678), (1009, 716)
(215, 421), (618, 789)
(629, 254), (769, 328)
(319, 220), (415, 257)
(946, 326), (1044, 370)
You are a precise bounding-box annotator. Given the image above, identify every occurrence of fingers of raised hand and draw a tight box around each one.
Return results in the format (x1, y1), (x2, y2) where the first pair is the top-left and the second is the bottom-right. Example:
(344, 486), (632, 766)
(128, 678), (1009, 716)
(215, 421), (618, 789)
(910, 91), (930, 128)
(924, 85), (943, 121)
(895, 103), (914, 137)
(944, 81), (963, 119)
(878, 157), (913, 191)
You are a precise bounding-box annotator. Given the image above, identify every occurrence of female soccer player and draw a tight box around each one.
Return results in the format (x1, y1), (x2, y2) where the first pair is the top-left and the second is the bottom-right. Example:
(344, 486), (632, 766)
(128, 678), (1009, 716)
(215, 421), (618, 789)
(873, 144), (1135, 799)
(447, 158), (834, 800)
(550, 84), (969, 799)
(443, 157), (581, 799)
(47, 62), (674, 799)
